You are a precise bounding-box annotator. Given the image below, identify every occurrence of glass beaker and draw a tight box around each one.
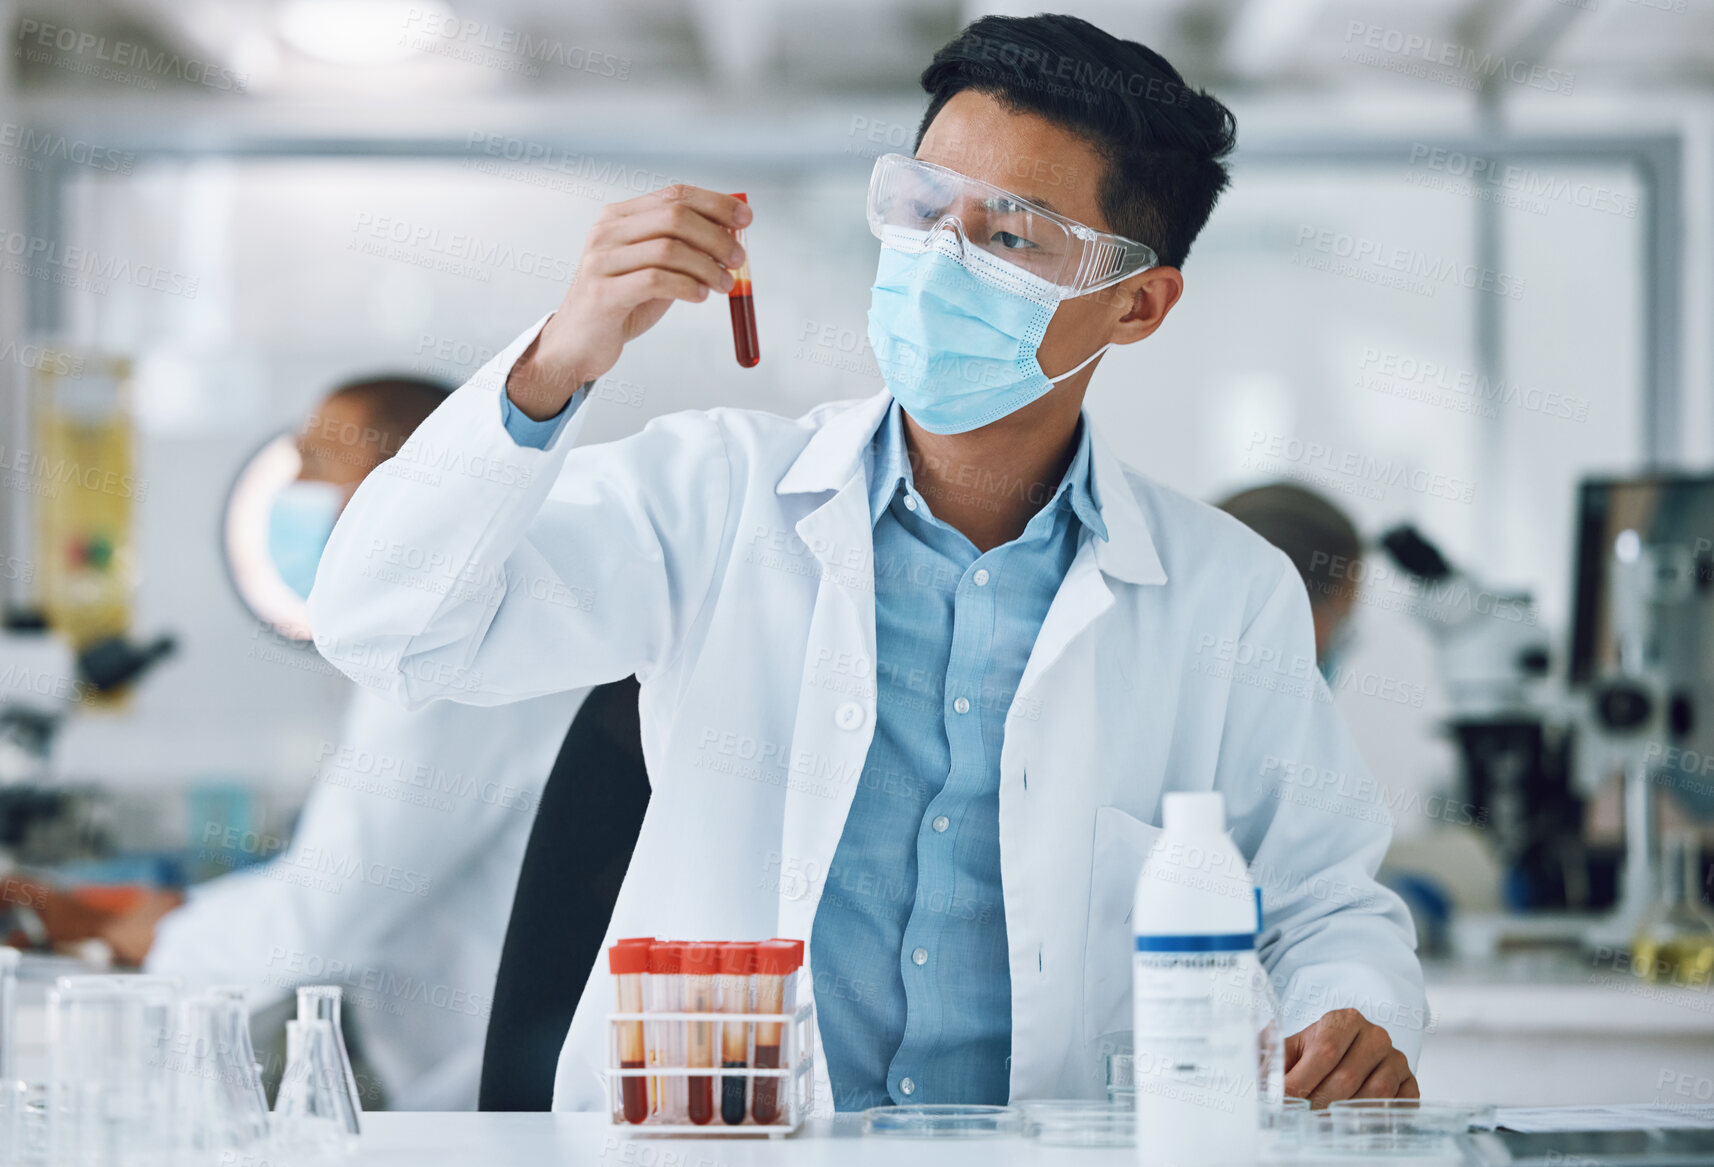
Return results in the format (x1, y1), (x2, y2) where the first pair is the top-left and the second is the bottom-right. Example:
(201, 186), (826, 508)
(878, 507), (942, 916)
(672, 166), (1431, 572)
(47, 976), (179, 1167)
(295, 986), (362, 1133)
(169, 991), (271, 1153)
(1632, 830), (1714, 987)
(273, 1019), (359, 1157)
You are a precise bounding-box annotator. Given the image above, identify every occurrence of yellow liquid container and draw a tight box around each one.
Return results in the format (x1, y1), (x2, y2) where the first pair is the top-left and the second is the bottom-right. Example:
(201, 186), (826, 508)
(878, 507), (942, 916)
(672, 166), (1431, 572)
(31, 355), (138, 651)
(1631, 830), (1714, 990)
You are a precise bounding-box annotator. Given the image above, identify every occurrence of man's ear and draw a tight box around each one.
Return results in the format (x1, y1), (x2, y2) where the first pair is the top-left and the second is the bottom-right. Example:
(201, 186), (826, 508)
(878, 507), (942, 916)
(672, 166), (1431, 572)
(1108, 266), (1185, 346)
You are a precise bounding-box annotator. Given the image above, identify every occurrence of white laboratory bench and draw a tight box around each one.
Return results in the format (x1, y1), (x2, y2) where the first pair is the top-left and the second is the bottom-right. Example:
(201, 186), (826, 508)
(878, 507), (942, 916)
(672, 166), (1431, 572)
(343, 1112), (1145, 1165)
(1421, 956), (1714, 1106)
(14, 952), (1713, 1114)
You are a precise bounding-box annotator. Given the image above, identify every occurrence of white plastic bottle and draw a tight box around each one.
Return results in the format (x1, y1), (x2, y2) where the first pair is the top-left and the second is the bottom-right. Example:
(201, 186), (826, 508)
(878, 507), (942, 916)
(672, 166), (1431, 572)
(1132, 792), (1267, 1166)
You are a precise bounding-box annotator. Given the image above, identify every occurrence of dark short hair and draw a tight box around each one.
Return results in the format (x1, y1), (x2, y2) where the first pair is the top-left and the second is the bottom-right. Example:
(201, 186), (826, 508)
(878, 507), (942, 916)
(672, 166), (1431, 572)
(1218, 483), (1364, 609)
(327, 375), (453, 459)
(916, 13), (1236, 268)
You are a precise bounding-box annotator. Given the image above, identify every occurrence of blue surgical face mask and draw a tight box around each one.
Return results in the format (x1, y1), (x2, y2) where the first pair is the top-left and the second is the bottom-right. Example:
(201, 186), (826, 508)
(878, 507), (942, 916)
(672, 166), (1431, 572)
(268, 479), (343, 600)
(865, 242), (1113, 435)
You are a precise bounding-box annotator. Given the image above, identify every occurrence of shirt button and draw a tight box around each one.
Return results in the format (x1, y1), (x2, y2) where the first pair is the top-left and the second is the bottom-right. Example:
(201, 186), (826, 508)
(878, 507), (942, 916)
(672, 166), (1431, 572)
(834, 702), (865, 730)
(932, 815), (949, 833)
(903, 495), (918, 512)
(953, 697), (970, 714)
(899, 1077), (916, 1096)
(911, 947), (928, 966)
(973, 568), (990, 586)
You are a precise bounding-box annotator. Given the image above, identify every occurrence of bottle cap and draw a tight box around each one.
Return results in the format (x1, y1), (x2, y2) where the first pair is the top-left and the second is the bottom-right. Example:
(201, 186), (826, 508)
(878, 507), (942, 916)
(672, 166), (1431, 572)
(1162, 791), (1226, 834)
(755, 939), (804, 975)
(717, 942), (757, 976)
(608, 943), (650, 975)
(682, 942), (721, 976)
(648, 941), (685, 976)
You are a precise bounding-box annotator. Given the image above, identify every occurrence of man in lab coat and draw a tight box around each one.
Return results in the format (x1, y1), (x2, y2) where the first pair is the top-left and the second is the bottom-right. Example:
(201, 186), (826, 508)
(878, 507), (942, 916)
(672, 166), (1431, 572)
(89, 378), (590, 1109)
(310, 13), (1426, 1112)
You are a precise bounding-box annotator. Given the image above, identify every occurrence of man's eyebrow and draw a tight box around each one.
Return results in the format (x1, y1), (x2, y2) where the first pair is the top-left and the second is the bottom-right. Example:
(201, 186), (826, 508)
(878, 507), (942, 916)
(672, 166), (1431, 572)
(989, 191), (1060, 216)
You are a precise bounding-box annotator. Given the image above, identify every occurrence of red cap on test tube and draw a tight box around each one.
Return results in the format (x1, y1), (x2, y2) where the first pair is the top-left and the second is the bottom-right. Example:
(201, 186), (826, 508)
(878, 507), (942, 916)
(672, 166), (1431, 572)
(608, 944), (650, 975)
(717, 943), (757, 976)
(648, 941), (685, 975)
(755, 940), (803, 975)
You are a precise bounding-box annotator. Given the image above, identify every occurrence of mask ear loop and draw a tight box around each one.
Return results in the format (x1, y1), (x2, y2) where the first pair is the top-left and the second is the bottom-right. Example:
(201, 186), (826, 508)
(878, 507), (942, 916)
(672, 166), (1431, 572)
(1046, 341), (1113, 384)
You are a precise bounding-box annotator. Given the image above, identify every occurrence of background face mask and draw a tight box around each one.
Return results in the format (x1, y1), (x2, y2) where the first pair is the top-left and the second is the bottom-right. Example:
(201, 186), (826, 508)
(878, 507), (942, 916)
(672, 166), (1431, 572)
(268, 479), (343, 599)
(866, 243), (1111, 435)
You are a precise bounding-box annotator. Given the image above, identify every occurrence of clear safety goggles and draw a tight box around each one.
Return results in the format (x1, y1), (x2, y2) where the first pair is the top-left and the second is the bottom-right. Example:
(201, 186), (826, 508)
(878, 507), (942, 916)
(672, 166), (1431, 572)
(865, 152), (1159, 300)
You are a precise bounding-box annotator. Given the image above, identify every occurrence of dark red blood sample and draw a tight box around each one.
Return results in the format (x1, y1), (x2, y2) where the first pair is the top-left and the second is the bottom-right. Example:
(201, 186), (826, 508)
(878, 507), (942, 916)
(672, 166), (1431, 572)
(619, 1060), (647, 1124)
(688, 1075), (714, 1125)
(751, 1044), (781, 1124)
(729, 289), (759, 368)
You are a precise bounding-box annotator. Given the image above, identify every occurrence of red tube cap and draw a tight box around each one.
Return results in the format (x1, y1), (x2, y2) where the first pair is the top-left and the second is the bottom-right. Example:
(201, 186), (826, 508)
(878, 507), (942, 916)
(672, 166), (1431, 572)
(648, 941), (685, 976)
(717, 942), (757, 976)
(608, 943), (649, 975)
(682, 942), (721, 976)
(755, 939), (803, 976)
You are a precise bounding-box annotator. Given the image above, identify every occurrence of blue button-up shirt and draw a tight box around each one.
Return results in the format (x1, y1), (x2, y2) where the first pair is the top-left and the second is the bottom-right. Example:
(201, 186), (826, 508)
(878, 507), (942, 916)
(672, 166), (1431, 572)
(500, 390), (1103, 1110)
(809, 401), (1103, 1110)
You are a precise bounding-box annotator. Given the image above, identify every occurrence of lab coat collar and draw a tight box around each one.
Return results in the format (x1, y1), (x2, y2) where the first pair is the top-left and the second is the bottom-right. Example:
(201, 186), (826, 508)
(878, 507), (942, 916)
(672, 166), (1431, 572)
(777, 391), (1166, 587)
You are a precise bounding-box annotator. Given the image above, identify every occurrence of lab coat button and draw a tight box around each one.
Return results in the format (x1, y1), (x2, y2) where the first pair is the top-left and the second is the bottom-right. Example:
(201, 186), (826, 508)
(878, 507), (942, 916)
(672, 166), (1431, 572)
(911, 947), (928, 966)
(899, 1078), (916, 1096)
(834, 702), (865, 730)
(953, 697), (970, 714)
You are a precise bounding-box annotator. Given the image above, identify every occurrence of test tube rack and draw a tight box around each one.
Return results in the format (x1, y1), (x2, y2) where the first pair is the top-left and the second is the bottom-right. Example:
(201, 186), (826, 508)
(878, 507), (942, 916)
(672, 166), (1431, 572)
(605, 999), (815, 1137)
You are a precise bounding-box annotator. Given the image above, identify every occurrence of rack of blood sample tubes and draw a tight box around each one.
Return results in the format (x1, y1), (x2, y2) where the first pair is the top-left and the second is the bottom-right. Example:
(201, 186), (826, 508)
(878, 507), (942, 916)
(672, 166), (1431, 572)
(606, 937), (810, 1136)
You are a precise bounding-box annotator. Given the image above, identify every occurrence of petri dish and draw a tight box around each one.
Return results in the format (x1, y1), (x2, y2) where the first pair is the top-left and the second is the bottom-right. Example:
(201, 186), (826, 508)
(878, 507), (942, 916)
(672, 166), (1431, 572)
(1019, 1100), (1134, 1148)
(862, 1104), (1023, 1138)
(1260, 1096), (1315, 1153)
(1326, 1099), (1496, 1154)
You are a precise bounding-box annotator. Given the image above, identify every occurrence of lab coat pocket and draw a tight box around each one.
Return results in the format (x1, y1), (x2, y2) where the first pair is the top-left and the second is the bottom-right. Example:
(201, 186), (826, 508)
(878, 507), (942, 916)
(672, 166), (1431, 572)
(1083, 806), (1163, 1048)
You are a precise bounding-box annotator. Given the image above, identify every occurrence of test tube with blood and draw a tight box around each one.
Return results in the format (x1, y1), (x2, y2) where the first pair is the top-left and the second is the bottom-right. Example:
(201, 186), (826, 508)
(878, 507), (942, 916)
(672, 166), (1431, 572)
(750, 938), (804, 1125)
(727, 193), (759, 368)
(646, 940), (685, 1120)
(608, 942), (650, 1124)
(683, 943), (720, 1125)
(716, 943), (756, 1125)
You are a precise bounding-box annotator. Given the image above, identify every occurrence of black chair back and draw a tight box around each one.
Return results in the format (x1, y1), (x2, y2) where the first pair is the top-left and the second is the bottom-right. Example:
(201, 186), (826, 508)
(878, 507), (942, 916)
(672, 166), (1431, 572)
(478, 676), (649, 1111)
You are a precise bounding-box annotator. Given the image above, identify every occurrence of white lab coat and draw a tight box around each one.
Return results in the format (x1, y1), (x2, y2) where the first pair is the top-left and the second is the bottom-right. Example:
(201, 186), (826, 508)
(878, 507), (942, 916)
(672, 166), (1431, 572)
(308, 315), (1426, 1114)
(146, 684), (586, 1109)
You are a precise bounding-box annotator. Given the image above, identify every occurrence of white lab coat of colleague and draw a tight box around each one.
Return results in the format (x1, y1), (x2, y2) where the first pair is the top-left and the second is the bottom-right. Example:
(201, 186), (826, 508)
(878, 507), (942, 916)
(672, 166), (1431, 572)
(308, 315), (1426, 1113)
(148, 684), (586, 1109)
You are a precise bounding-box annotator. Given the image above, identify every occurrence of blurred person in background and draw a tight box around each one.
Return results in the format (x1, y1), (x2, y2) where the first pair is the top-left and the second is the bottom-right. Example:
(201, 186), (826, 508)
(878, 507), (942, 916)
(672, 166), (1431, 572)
(25, 376), (591, 1109)
(1217, 482), (1365, 676)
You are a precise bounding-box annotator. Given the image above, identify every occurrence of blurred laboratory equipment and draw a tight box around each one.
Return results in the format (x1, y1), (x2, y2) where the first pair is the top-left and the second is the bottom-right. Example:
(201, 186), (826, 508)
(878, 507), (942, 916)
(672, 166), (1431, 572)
(1630, 830), (1714, 986)
(0, 970), (299, 1166)
(1379, 524), (1581, 917)
(273, 985), (362, 1154)
(0, 947), (16, 1081)
(170, 989), (272, 1153)
(29, 357), (137, 650)
(0, 614), (176, 788)
(1388, 475), (1714, 962)
(274, 1020), (361, 1156)
(47, 975), (178, 1165)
